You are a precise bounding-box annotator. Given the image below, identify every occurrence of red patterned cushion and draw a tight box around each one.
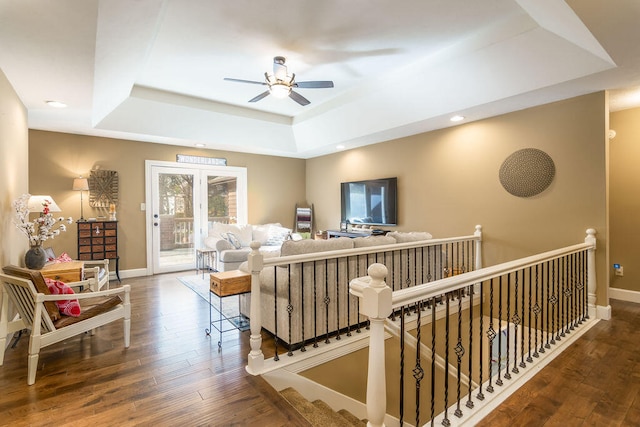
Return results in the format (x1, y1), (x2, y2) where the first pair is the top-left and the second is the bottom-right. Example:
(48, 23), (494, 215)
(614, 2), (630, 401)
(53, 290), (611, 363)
(44, 278), (81, 317)
(48, 252), (74, 264)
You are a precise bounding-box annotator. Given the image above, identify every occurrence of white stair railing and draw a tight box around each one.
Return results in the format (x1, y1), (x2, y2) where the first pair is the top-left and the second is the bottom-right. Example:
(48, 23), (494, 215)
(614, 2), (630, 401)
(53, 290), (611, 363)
(350, 228), (599, 427)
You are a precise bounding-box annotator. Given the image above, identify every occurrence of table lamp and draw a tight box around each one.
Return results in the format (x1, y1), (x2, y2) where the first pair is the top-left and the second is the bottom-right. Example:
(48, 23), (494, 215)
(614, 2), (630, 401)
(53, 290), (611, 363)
(27, 195), (61, 213)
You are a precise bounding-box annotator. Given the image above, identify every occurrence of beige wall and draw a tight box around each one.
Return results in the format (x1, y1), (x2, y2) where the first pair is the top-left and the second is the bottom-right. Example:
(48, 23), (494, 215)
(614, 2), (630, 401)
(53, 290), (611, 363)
(29, 131), (306, 271)
(307, 92), (608, 305)
(610, 107), (640, 292)
(26, 93), (609, 305)
(0, 68), (29, 267)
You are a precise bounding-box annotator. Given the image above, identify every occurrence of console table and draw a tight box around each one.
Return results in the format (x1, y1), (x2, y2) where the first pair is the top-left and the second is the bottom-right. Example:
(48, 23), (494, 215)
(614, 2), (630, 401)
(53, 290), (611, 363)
(77, 220), (120, 281)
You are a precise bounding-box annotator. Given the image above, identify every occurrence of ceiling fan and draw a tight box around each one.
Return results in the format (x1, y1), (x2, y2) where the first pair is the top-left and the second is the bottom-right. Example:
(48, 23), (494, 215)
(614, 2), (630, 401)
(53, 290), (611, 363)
(224, 56), (334, 106)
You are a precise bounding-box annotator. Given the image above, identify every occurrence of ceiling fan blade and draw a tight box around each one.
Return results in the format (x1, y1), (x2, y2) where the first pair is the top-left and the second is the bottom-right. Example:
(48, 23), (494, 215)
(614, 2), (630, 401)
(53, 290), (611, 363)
(249, 91), (270, 103)
(295, 81), (334, 89)
(289, 90), (310, 106)
(224, 77), (267, 86)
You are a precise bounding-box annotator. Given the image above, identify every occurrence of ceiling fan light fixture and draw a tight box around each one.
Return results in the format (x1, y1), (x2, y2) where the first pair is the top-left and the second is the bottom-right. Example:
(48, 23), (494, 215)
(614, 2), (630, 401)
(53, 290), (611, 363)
(269, 82), (291, 99)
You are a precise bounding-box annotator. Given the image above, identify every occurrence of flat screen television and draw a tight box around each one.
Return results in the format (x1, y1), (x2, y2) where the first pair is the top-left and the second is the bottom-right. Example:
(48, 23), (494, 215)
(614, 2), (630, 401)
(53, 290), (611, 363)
(341, 177), (398, 226)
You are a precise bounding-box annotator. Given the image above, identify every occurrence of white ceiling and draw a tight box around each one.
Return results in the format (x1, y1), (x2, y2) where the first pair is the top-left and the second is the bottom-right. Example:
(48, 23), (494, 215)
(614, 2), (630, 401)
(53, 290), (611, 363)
(1, 0), (640, 159)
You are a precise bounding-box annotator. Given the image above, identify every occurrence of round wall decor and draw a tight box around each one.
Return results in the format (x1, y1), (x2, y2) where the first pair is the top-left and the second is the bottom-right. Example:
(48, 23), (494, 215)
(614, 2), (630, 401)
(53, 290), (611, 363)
(499, 148), (555, 197)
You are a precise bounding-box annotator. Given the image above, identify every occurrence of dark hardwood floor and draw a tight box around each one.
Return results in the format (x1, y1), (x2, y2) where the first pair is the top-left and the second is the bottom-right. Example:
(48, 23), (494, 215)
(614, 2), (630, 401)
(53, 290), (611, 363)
(0, 272), (309, 427)
(477, 299), (640, 427)
(1, 272), (639, 426)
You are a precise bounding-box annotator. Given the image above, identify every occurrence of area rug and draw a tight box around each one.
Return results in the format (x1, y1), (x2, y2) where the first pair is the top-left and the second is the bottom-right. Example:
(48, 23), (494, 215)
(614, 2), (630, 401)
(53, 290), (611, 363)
(177, 274), (250, 331)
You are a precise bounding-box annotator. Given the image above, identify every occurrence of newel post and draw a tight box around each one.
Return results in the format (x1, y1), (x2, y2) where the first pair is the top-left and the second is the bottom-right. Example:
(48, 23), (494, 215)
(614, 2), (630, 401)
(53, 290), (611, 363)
(474, 225), (483, 270)
(350, 263), (392, 427)
(585, 228), (597, 319)
(246, 241), (264, 374)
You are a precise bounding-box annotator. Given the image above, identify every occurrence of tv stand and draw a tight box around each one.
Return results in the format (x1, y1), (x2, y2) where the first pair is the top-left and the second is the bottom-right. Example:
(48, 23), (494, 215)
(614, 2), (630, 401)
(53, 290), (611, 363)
(326, 229), (387, 239)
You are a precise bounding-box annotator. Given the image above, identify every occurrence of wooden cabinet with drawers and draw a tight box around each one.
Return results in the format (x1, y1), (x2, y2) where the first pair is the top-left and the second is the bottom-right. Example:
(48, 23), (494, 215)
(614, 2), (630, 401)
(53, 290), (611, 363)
(77, 220), (120, 280)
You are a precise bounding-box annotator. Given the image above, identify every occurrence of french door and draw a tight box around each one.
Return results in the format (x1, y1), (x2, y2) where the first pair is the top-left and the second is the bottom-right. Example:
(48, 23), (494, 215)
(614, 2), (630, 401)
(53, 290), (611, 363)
(145, 160), (247, 274)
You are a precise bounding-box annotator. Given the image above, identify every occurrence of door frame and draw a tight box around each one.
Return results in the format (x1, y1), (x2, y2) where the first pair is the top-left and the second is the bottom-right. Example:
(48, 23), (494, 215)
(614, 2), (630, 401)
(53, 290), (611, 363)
(144, 160), (248, 275)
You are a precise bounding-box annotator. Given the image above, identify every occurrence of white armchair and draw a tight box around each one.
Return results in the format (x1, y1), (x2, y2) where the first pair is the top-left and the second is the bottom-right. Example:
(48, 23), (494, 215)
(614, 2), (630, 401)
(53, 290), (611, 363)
(83, 259), (110, 291)
(0, 265), (130, 385)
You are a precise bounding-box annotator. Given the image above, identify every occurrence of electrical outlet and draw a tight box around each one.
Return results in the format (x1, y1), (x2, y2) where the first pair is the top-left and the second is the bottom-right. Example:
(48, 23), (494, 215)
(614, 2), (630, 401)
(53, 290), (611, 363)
(614, 264), (624, 276)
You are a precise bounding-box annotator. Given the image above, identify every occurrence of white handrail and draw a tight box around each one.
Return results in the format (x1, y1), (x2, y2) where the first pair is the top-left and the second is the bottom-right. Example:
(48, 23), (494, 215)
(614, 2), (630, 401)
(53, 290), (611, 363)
(392, 237), (594, 310)
(349, 228), (596, 427)
(246, 226), (483, 375)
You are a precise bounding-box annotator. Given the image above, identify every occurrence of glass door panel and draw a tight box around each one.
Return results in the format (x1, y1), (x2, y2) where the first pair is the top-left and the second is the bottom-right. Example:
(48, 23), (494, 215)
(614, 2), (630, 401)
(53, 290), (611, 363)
(152, 167), (198, 273)
(207, 175), (238, 226)
(146, 160), (248, 275)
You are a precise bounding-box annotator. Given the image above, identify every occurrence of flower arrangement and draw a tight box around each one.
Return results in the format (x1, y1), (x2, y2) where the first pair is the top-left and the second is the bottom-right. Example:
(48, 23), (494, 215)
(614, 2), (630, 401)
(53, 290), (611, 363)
(13, 194), (73, 246)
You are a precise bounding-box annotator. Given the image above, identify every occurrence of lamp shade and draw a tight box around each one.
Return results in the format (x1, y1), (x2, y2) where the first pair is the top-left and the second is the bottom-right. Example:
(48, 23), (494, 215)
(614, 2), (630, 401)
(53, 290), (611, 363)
(27, 195), (61, 213)
(72, 177), (89, 191)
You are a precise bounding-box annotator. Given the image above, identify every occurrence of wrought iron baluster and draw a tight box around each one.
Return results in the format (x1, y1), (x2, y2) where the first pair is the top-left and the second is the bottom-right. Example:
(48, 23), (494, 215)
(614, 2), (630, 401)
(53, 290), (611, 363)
(431, 296), (437, 426)
(346, 256), (352, 337)
(313, 261), (319, 348)
(400, 306), (405, 426)
(454, 290), (465, 418)
(273, 265), (280, 361)
(533, 264), (540, 358)
(519, 269), (526, 369)
(526, 266), (533, 364)
(511, 272), (520, 374)
(299, 263), (306, 352)
(504, 274), (512, 380)
(496, 276), (504, 387)
(324, 259), (330, 344)
(550, 259), (558, 344)
(415, 300), (424, 427)
(558, 257), (569, 337)
(287, 264), (294, 356)
(467, 283), (475, 409)
(579, 250), (587, 322)
(476, 280), (485, 401)
(442, 292), (451, 426)
(571, 253), (580, 329)
(486, 278), (496, 393)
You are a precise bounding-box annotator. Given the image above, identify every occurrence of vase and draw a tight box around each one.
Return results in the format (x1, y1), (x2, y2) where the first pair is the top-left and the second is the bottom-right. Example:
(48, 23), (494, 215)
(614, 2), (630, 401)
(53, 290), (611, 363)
(25, 245), (47, 270)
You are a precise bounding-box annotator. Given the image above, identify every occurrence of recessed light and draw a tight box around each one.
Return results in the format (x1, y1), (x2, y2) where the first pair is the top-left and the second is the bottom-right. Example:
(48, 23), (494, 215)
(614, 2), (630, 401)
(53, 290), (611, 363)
(450, 115), (464, 122)
(336, 144), (346, 150)
(194, 143), (206, 148)
(45, 100), (67, 108)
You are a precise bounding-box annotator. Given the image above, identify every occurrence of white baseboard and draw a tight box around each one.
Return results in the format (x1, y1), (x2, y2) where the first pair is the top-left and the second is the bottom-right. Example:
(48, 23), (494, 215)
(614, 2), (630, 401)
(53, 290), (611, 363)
(609, 287), (640, 304)
(597, 304), (611, 320)
(109, 268), (148, 281)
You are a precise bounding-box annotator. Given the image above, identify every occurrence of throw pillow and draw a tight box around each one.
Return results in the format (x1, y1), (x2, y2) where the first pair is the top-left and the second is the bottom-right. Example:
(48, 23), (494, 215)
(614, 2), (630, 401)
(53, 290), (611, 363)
(225, 232), (243, 249)
(253, 223), (283, 245)
(264, 225), (291, 246)
(44, 278), (81, 317)
(55, 252), (74, 263)
(44, 247), (56, 262)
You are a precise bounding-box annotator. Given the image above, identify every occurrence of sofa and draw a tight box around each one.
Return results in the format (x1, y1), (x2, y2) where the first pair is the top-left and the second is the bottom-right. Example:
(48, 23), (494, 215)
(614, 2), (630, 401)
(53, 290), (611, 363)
(239, 231), (437, 346)
(203, 222), (299, 271)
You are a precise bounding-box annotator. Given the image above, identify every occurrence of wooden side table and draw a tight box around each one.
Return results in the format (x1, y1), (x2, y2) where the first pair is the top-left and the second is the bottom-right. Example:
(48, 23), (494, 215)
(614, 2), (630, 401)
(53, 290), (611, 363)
(41, 261), (84, 283)
(196, 248), (217, 278)
(206, 270), (251, 349)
